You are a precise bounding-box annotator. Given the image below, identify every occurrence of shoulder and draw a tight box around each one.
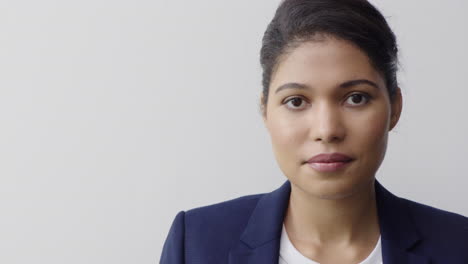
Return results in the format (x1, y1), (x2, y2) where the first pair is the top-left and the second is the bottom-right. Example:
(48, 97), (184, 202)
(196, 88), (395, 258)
(160, 192), (267, 263)
(184, 192), (266, 230)
(400, 197), (468, 252)
(184, 193), (268, 259)
(378, 180), (468, 241)
(402, 197), (468, 232)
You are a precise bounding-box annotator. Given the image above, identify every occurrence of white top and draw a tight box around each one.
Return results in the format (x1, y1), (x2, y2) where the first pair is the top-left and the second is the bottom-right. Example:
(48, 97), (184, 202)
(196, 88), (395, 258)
(279, 224), (383, 264)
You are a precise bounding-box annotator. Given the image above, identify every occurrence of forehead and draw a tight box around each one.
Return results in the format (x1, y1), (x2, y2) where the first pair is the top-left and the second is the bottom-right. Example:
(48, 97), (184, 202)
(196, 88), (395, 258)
(271, 37), (385, 91)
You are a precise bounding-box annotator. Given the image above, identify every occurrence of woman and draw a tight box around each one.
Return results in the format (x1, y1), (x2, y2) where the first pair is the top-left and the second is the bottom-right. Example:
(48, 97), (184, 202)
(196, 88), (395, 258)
(160, 0), (468, 263)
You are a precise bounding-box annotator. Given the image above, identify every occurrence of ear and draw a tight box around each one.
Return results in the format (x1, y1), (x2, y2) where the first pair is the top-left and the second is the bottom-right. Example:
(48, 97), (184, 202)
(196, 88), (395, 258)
(389, 87), (403, 131)
(260, 94), (267, 123)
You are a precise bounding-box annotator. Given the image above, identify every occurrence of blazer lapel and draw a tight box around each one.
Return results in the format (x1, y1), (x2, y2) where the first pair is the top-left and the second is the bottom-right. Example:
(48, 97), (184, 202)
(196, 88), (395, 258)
(229, 179), (431, 264)
(381, 241), (430, 264)
(229, 180), (291, 264)
(228, 240), (280, 264)
(375, 180), (430, 264)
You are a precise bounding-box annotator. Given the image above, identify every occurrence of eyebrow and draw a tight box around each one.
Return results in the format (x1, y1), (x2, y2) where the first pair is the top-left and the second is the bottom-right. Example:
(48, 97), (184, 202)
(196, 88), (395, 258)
(274, 79), (380, 94)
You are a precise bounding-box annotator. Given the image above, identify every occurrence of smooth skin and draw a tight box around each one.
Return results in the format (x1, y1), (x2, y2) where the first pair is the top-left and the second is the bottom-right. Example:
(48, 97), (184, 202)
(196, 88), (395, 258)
(261, 35), (403, 263)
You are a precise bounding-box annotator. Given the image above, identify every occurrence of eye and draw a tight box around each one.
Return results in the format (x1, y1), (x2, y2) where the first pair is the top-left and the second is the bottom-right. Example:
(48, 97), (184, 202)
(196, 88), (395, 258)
(283, 93), (371, 111)
(345, 93), (371, 106)
(283, 96), (308, 111)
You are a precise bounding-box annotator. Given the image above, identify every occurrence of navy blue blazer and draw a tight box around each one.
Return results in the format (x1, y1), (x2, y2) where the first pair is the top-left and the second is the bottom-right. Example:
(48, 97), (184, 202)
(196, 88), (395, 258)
(160, 180), (468, 263)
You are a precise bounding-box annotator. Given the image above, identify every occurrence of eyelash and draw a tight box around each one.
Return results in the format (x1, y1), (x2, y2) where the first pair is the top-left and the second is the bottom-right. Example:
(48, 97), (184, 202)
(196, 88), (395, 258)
(282, 93), (372, 111)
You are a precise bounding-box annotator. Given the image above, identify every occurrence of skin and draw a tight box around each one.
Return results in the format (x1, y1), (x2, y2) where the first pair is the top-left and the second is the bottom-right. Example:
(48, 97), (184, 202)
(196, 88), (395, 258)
(261, 35), (403, 263)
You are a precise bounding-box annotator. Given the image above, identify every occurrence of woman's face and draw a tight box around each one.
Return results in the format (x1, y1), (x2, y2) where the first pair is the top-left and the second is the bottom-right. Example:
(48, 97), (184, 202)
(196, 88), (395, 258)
(262, 36), (402, 199)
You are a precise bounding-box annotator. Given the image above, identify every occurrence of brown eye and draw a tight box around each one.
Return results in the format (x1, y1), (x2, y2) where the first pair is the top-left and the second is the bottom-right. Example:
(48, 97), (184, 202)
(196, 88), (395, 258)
(346, 93), (371, 106)
(284, 97), (307, 110)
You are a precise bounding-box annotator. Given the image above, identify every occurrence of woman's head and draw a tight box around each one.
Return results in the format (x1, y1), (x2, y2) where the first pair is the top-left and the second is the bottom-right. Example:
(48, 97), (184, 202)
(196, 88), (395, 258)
(260, 0), (403, 199)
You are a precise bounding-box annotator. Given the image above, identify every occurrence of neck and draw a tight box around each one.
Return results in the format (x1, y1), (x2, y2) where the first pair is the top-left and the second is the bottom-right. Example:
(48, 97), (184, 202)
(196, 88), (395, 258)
(284, 179), (380, 246)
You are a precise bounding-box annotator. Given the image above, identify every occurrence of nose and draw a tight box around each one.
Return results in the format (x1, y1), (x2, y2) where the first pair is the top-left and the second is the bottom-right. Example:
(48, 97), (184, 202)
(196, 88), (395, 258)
(311, 102), (346, 143)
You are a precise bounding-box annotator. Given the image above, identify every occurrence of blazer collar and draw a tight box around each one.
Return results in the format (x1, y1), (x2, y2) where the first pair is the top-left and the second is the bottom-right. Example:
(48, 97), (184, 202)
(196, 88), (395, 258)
(229, 179), (430, 264)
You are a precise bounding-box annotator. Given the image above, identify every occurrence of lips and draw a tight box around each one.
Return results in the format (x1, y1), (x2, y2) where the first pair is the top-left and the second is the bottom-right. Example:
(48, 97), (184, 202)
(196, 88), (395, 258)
(305, 153), (354, 172)
(306, 152), (353, 163)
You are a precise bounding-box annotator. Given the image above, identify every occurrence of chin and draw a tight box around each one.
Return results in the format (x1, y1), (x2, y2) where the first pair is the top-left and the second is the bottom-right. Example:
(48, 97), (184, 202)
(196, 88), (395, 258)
(312, 184), (358, 200)
(293, 172), (374, 200)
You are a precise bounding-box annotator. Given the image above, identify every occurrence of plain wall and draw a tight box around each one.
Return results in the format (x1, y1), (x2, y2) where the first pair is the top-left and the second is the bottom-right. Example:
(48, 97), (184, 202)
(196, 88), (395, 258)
(1, 0), (467, 263)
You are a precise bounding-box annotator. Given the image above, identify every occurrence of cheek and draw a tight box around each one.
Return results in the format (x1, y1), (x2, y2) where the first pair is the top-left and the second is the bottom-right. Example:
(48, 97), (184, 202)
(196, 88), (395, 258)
(267, 117), (306, 169)
(354, 107), (390, 164)
(268, 118), (301, 149)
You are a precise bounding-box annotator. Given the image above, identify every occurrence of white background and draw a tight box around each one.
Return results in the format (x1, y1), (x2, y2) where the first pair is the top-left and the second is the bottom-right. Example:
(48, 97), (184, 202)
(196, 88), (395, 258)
(1, 0), (467, 263)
